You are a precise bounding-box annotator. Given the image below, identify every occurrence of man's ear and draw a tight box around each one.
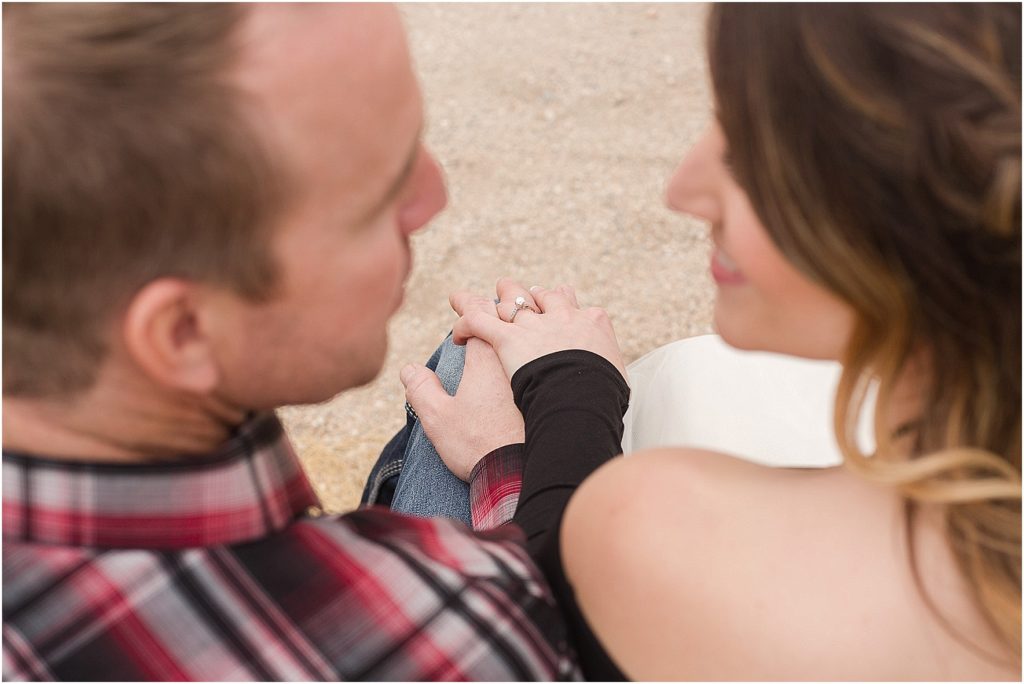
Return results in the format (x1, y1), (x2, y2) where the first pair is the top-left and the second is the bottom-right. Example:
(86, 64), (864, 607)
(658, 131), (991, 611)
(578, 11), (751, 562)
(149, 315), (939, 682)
(121, 278), (220, 394)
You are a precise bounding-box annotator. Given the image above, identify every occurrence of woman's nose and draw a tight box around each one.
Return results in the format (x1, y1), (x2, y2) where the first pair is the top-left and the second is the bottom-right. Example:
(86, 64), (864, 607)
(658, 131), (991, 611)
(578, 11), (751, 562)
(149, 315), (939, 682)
(664, 125), (723, 224)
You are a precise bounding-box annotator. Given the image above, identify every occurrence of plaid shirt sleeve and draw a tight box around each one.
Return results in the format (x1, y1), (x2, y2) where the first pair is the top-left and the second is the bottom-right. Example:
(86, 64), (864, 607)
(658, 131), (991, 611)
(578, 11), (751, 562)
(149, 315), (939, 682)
(468, 443), (525, 530)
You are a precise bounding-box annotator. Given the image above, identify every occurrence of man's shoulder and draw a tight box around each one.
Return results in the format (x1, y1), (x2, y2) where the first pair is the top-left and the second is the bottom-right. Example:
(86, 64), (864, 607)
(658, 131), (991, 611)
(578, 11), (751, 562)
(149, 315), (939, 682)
(3, 509), (573, 682)
(2, 507), (536, 593)
(290, 506), (536, 583)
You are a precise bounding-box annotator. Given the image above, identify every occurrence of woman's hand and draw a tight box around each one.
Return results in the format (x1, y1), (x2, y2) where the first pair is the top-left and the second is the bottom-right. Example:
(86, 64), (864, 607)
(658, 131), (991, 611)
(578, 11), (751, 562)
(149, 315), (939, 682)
(451, 278), (627, 380)
(399, 284), (535, 481)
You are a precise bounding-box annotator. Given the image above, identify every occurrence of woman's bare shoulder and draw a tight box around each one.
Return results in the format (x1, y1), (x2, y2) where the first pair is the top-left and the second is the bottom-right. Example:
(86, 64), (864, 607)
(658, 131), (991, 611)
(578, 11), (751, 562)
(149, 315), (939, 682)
(561, 447), (1017, 680)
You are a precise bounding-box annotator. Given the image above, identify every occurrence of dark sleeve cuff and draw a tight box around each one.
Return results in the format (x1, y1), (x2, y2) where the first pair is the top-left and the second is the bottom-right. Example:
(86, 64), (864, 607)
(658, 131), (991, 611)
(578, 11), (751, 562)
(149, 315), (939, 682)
(511, 349), (630, 427)
(468, 443), (525, 530)
(509, 349), (631, 549)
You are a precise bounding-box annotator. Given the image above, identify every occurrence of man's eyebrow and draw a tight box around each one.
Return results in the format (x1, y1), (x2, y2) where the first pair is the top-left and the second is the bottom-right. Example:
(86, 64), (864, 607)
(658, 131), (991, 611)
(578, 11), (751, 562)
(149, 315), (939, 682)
(361, 127), (423, 221)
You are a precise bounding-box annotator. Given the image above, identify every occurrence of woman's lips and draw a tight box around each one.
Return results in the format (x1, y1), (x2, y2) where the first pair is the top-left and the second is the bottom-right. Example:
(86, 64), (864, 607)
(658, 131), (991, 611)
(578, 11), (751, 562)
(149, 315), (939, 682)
(710, 247), (746, 285)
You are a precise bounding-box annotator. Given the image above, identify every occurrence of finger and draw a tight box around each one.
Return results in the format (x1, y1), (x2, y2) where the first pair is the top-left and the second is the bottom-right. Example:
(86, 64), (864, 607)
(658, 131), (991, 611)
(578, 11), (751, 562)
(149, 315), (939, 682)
(529, 285), (576, 314)
(494, 300), (514, 323)
(556, 284), (580, 308)
(465, 337), (510, 378)
(452, 309), (508, 346)
(495, 298), (540, 323)
(400, 364), (451, 427)
(495, 277), (539, 311)
(450, 290), (498, 318)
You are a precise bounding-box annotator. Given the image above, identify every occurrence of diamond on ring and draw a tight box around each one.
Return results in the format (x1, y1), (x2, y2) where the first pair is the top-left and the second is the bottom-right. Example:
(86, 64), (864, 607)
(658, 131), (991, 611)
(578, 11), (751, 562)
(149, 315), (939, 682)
(514, 296), (537, 313)
(506, 295), (538, 323)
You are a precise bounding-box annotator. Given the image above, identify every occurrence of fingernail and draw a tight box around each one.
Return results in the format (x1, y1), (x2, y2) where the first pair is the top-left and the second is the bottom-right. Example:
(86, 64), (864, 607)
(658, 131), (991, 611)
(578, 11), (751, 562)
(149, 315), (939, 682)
(529, 285), (542, 292)
(399, 364), (416, 386)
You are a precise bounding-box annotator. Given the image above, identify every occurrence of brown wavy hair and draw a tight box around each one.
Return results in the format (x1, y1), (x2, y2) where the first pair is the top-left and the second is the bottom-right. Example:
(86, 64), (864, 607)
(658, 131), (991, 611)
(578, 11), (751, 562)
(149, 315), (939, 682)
(708, 3), (1021, 662)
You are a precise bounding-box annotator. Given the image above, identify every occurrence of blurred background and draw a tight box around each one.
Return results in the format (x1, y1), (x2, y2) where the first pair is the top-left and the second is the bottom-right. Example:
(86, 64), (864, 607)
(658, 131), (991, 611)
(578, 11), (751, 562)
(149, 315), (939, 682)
(279, 2), (717, 512)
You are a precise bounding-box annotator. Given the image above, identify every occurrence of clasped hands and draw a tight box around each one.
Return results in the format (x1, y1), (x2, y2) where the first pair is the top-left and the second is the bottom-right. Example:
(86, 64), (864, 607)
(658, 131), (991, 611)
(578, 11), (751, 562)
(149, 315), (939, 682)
(400, 277), (626, 481)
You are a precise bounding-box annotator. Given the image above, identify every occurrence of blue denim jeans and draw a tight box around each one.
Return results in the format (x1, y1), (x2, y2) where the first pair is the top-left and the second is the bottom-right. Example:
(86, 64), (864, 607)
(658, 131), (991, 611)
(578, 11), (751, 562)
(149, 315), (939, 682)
(360, 334), (473, 526)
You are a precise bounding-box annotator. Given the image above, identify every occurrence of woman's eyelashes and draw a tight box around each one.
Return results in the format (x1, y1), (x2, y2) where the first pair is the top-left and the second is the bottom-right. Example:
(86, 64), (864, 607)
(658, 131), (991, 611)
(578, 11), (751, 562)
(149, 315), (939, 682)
(721, 149), (738, 181)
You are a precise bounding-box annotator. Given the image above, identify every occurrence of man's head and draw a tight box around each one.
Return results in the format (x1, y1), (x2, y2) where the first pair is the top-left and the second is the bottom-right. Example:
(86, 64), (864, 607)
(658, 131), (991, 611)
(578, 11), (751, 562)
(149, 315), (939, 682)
(3, 3), (446, 409)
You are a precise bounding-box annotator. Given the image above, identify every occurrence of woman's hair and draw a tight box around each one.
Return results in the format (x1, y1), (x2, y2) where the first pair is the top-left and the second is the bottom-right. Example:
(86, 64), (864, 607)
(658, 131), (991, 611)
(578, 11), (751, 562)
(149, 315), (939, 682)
(707, 3), (1021, 660)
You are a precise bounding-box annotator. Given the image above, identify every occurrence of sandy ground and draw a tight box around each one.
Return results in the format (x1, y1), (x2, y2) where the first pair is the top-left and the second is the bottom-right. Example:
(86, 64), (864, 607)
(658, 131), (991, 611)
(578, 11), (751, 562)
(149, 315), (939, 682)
(279, 3), (717, 513)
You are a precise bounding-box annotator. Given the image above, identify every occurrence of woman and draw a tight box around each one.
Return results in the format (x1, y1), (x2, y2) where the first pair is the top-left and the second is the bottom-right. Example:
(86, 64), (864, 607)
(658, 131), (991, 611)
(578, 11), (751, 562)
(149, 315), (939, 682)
(373, 4), (1021, 679)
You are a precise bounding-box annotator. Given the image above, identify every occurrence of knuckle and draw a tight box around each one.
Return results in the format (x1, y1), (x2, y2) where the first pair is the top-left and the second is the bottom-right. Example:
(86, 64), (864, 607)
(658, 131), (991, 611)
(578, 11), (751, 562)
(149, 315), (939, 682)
(404, 371), (430, 397)
(406, 392), (440, 423)
(462, 296), (490, 313)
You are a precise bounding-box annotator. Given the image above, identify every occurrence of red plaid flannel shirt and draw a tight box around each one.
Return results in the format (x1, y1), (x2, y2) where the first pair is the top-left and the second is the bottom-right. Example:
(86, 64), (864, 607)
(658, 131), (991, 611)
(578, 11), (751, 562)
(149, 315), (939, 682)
(1, 413), (577, 681)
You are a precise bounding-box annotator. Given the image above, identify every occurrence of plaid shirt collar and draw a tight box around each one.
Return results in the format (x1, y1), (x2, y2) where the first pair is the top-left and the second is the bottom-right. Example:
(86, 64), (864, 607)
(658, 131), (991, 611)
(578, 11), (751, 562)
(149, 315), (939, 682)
(2, 412), (320, 549)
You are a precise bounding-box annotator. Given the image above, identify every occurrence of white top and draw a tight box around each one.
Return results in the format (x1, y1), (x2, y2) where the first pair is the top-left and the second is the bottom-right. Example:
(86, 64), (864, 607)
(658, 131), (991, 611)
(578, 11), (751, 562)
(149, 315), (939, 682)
(621, 334), (876, 468)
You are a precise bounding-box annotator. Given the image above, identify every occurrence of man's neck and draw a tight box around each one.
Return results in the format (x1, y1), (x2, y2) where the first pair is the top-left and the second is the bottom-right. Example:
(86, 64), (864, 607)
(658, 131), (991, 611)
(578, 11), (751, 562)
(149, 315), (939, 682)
(3, 367), (250, 463)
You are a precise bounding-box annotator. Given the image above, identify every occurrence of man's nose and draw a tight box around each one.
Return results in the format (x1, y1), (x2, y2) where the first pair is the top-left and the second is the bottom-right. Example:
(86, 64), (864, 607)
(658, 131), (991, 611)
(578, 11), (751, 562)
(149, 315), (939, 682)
(399, 146), (448, 236)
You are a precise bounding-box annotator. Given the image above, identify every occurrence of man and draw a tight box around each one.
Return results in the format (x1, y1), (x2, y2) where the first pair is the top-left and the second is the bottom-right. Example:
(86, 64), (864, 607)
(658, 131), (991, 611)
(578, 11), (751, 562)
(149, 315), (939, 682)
(2, 4), (576, 680)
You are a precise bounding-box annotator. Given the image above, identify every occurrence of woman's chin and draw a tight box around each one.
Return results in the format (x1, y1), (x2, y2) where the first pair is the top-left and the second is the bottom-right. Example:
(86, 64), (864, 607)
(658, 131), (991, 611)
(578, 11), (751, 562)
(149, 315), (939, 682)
(713, 295), (852, 360)
(712, 305), (763, 353)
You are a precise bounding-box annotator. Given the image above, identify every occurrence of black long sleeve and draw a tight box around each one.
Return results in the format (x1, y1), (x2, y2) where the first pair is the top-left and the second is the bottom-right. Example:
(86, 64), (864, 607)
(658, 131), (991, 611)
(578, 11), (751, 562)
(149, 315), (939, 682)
(510, 350), (631, 681)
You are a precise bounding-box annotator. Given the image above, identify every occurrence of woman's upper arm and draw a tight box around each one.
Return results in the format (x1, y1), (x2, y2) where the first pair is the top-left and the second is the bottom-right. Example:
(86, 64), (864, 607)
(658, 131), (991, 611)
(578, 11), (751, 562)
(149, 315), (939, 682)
(560, 447), (901, 680)
(561, 448), (740, 679)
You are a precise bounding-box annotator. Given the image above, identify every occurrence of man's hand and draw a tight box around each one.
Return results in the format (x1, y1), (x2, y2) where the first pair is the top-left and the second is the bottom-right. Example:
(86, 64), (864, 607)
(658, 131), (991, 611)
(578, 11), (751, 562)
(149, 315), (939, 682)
(400, 336), (524, 481)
